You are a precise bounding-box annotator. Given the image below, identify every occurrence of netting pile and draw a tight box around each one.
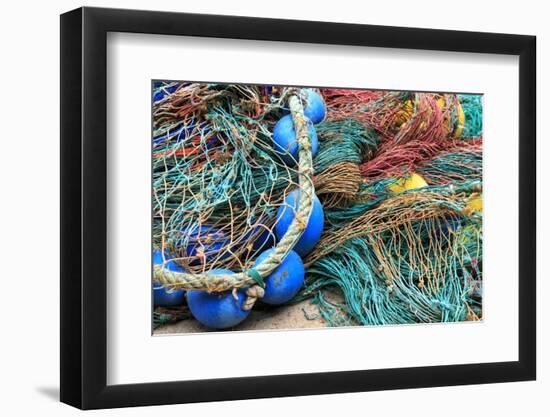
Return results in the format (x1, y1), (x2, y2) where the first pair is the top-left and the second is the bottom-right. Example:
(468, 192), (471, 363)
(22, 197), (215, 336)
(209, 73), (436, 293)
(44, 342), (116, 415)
(152, 81), (483, 328)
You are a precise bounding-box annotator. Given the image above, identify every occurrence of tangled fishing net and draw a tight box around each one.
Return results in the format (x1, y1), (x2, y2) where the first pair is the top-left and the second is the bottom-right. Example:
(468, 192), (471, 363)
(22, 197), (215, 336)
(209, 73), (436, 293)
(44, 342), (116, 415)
(152, 81), (483, 329)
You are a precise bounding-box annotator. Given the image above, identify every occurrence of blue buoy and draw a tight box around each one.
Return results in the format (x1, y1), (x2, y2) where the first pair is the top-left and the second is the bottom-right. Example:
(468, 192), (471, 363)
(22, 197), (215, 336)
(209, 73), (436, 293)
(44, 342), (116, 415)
(180, 225), (228, 265)
(186, 269), (250, 329)
(252, 249), (305, 305)
(303, 89), (326, 124)
(275, 189), (324, 256)
(272, 114), (318, 165)
(153, 250), (186, 307)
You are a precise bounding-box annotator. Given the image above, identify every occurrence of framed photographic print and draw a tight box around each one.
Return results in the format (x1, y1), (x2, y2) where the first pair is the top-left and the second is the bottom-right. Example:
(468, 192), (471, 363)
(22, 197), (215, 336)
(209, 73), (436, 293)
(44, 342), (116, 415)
(60, 6), (536, 410)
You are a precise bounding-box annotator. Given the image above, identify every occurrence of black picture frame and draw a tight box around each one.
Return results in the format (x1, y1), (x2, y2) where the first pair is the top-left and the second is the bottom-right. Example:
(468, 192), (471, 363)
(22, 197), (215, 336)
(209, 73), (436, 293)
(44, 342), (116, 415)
(60, 6), (536, 410)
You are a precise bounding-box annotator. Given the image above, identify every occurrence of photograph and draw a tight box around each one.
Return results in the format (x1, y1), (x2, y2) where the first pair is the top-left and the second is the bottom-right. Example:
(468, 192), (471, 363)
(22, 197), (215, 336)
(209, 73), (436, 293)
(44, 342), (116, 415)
(0, 0), (543, 413)
(151, 82), (483, 334)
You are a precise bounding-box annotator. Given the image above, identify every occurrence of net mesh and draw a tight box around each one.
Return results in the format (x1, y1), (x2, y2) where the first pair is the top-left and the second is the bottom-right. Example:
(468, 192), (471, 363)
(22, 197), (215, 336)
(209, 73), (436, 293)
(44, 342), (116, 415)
(152, 81), (483, 326)
(153, 84), (299, 274)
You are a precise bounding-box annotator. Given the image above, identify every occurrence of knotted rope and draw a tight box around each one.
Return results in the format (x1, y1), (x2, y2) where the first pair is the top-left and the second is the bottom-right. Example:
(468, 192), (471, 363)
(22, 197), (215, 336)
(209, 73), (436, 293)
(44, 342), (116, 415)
(154, 93), (316, 309)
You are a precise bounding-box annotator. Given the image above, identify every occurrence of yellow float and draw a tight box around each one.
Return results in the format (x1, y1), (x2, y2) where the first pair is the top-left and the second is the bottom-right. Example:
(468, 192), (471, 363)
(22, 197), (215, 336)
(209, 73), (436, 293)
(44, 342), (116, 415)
(464, 193), (482, 215)
(389, 173), (428, 193)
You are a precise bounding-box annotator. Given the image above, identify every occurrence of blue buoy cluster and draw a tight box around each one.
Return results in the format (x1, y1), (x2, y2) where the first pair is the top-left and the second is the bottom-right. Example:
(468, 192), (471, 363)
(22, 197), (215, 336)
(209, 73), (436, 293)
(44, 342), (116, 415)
(272, 89), (326, 165)
(153, 90), (326, 330)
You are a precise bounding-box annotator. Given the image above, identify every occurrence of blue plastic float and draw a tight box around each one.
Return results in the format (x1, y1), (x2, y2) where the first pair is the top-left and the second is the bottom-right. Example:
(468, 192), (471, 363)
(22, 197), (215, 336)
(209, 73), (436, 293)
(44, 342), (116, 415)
(272, 114), (319, 165)
(186, 269), (250, 329)
(275, 189), (324, 257)
(252, 249), (305, 305)
(303, 89), (327, 124)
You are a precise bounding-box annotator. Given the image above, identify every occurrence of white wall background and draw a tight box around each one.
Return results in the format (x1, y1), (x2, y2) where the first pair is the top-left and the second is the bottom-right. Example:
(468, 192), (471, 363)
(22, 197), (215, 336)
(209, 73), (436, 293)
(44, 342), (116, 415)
(0, 0), (546, 415)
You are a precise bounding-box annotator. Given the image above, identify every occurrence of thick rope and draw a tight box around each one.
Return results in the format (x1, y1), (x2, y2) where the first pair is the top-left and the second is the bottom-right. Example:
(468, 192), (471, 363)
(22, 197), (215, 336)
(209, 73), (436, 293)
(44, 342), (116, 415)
(154, 92), (315, 298)
(242, 285), (266, 310)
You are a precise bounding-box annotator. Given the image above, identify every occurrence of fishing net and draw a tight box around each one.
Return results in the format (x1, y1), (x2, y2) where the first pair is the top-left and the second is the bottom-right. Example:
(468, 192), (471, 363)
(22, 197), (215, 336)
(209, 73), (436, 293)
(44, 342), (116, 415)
(152, 81), (483, 328)
(153, 84), (301, 275)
